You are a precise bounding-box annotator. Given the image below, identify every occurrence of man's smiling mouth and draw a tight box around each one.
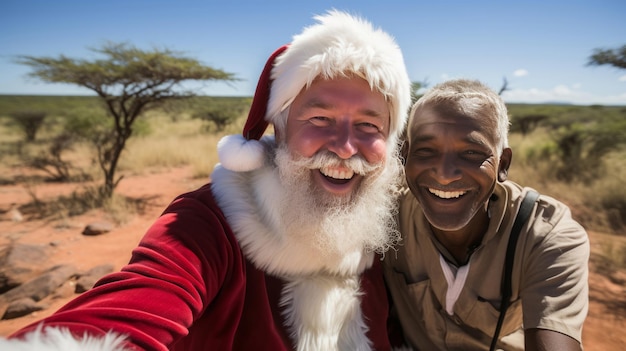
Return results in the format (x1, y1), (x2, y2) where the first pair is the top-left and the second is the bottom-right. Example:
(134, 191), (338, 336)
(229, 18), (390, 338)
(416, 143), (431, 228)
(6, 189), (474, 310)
(428, 188), (467, 199)
(321, 167), (354, 180)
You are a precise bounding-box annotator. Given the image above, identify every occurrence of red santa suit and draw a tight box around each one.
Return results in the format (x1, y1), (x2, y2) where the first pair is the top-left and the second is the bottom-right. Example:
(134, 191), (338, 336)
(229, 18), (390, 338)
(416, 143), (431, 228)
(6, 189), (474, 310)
(4, 9), (411, 351)
(10, 161), (393, 350)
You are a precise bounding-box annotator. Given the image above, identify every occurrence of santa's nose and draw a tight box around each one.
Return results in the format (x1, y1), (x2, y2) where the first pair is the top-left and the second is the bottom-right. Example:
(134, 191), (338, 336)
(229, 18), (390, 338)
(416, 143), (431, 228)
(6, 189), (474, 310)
(327, 123), (358, 159)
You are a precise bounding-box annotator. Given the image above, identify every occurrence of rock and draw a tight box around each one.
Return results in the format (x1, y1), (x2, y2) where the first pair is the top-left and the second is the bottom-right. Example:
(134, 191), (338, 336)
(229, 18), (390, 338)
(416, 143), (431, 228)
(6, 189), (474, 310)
(82, 221), (114, 236)
(1, 264), (77, 303)
(75, 264), (114, 293)
(0, 243), (50, 294)
(52, 279), (78, 299)
(609, 270), (626, 286)
(2, 297), (45, 320)
(8, 203), (23, 222)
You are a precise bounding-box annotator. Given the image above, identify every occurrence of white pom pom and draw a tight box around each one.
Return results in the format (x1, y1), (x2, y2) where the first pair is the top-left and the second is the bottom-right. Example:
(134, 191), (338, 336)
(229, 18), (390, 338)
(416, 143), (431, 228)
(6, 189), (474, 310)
(217, 134), (266, 172)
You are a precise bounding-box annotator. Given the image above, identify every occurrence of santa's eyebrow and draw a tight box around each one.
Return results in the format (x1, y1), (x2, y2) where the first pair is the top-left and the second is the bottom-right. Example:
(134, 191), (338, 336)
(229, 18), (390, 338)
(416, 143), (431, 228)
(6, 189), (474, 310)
(303, 99), (386, 119)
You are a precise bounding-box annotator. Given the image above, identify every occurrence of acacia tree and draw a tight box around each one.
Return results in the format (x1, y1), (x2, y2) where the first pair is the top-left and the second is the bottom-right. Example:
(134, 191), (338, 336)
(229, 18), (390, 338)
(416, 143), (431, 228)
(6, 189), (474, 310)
(588, 44), (626, 69)
(15, 42), (236, 198)
(8, 110), (47, 142)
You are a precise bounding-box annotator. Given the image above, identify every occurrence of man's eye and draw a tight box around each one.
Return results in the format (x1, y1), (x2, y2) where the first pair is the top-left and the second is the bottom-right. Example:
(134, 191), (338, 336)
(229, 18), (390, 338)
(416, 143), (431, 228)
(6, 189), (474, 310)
(358, 122), (380, 133)
(463, 150), (487, 161)
(309, 116), (330, 126)
(412, 148), (435, 158)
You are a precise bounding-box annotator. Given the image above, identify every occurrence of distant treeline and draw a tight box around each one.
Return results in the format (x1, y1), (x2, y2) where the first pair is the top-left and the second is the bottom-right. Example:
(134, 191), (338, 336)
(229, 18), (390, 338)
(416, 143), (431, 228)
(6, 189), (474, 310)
(0, 95), (625, 234)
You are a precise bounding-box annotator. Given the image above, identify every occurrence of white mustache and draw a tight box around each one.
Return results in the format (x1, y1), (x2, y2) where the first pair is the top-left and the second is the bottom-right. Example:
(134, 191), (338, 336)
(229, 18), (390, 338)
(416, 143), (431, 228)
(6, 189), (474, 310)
(290, 151), (382, 176)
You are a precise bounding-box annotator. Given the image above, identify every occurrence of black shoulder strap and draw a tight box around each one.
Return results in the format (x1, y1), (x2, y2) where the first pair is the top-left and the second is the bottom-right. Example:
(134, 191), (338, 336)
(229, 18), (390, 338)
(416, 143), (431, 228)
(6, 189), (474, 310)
(489, 190), (540, 351)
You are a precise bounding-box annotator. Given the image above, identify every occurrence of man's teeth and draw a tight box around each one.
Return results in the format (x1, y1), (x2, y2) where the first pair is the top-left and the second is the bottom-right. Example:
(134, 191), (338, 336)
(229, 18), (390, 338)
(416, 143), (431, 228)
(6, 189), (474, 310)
(321, 167), (354, 180)
(429, 188), (466, 199)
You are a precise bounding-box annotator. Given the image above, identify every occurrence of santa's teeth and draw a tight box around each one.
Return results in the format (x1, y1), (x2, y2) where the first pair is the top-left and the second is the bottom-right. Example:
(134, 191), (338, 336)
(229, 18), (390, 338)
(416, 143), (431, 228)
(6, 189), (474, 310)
(429, 188), (466, 199)
(321, 167), (354, 180)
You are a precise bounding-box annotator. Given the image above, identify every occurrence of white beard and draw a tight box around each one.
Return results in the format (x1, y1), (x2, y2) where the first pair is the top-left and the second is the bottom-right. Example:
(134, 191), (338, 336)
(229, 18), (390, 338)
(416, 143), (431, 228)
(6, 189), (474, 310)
(273, 144), (402, 259)
(211, 137), (403, 350)
(212, 139), (402, 277)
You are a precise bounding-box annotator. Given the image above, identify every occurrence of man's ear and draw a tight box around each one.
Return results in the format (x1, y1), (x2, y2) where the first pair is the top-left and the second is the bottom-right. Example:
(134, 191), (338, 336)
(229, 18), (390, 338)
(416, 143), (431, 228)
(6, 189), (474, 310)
(498, 148), (512, 182)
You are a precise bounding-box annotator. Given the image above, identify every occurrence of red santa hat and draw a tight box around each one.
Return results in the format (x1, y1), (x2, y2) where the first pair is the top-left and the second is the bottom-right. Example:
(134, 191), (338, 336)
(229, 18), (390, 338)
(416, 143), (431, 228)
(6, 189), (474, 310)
(218, 10), (411, 172)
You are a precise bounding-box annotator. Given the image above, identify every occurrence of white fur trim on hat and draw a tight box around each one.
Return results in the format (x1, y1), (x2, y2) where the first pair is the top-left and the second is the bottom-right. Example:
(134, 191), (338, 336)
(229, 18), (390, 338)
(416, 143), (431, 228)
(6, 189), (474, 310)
(268, 10), (411, 147)
(217, 10), (411, 173)
(217, 134), (266, 172)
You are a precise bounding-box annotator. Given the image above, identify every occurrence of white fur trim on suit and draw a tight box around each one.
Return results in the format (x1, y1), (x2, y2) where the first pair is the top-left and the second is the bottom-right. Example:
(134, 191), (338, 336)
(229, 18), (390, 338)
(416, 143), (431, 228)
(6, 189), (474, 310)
(211, 144), (375, 349)
(282, 275), (371, 351)
(0, 325), (130, 351)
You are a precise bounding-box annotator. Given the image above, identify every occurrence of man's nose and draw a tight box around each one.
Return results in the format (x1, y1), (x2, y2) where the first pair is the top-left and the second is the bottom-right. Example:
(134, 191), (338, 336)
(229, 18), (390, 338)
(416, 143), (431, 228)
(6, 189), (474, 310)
(327, 123), (358, 159)
(433, 153), (462, 184)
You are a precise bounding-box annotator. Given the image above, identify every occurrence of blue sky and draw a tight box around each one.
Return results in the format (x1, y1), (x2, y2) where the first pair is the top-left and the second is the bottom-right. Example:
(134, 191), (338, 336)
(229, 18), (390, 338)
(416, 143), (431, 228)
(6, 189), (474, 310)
(1, 0), (625, 105)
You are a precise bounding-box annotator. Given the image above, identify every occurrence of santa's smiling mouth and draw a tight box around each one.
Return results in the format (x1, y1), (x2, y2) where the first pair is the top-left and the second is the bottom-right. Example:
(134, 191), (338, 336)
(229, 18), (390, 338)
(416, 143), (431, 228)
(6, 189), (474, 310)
(320, 167), (354, 184)
(428, 188), (467, 199)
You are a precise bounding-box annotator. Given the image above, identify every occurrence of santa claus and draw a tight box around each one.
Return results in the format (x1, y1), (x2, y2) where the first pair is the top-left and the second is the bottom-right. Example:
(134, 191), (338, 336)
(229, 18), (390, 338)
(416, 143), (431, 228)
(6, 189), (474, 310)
(3, 9), (411, 351)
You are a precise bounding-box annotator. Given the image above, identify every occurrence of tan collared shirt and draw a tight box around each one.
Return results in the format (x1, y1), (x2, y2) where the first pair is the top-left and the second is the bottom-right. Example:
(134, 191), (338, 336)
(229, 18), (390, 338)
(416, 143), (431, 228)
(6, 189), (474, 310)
(384, 181), (589, 350)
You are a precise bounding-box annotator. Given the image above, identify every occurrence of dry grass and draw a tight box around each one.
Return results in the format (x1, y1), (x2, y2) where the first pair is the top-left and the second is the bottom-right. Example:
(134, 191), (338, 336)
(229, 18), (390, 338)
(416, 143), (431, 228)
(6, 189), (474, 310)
(509, 131), (626, 235)
(590, 231), (626, 272)
(1, 99), (624, 265)
(0, 109), (247, 225)
(508, 130), (626, 269)
(118, 112), (247, 179)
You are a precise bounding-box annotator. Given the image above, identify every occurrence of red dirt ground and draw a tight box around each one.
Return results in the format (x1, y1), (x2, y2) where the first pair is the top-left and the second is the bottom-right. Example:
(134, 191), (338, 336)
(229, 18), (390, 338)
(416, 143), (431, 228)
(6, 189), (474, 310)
(0, 166), (624, 349)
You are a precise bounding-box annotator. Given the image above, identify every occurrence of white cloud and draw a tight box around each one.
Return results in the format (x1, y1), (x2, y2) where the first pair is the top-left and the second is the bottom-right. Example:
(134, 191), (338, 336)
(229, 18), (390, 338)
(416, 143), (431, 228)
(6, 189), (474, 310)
(553, 84), (573, 96)
(619, 75), (626, 82)
(513, 69), (528, 77)
(502, 84), (626, 105)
